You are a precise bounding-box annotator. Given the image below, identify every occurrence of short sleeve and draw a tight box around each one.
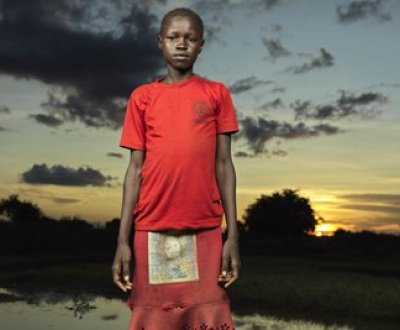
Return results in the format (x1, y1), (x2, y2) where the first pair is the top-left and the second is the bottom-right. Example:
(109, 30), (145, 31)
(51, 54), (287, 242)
(216, 85), (240, 135)
(119, 90), (146, 151)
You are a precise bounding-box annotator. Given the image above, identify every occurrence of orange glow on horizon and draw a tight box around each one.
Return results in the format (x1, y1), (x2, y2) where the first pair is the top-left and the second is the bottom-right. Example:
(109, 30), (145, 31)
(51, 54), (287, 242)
(314, 223), (337, 237)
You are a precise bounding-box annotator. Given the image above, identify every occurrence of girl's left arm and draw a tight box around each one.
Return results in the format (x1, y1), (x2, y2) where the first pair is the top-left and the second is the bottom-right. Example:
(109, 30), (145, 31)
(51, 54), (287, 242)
(215, 133), (241, 288)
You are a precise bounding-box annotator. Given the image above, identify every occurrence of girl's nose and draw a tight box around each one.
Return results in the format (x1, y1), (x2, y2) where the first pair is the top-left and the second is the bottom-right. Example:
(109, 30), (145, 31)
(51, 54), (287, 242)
(176, 37), (188, 49)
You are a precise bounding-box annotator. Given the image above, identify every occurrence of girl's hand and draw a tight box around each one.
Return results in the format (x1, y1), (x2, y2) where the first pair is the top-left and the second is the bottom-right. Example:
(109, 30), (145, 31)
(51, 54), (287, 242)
(112, 243), (133, 292)
(218, 237), (241, 288)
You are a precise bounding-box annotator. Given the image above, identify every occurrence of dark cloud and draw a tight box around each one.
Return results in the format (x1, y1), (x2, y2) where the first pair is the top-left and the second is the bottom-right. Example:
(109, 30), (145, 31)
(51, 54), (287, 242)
(0, 0), (164, 129)
(258, 98), (284, 111)
(236, 116), (343, 155)
(336, 0), (392, 24)
(52, 197), (81, 204)
(29, 114), (64, 127)
(271, 86), (286, 93)
(340, 203), (400, 214)
(21, 163), (116, 187)
(292, 91), (387, 120)
(0, 106), (11, 114)
(271, 148), (287, 157)
(228, 76), (273, 94)
(287, 48), (334, 74)
(338, 193), (400, 229)
(270, 23), (284, 32)
(257, 0), (287, 10)
(379, 83), (400, 88)
(107, 152), (124, 158)
(204, 24), (226, 46)
(262, 38), (290, 60)
(234, 151), (251, 158)
(0, 125), (12, 132)
(235, 146), (287, 158)
(196, 0), (286, 11)
(341, 194), (400, 206)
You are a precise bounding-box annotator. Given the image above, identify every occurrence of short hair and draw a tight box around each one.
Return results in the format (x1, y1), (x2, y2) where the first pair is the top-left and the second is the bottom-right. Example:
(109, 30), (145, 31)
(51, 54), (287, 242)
(159, 7), (204, 39)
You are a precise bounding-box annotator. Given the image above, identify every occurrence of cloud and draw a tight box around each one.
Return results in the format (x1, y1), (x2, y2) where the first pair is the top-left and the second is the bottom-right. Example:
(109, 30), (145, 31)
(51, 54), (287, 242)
(107, 152), (124, 158)
(0, 125), (12, 132)
(292, 91), (387, 120)
(257, 0), (288, 10)
(228, 76), (273, 94)
(204, 24), (225, 45)
(340, 204), (400, 214)
(337, 193), (400, 231)
(195, 0), (287, 11)
(234, 151), (251, 158)
(21, 163), (116, 187)
(0, 106), (11, 114)
(379, 83), (400, 88)
(52, 197), (81, 204)
(287, 48), (334, 74)
(336, 0), (392, 24)
(270, 23), (284, 32)
(0, 0), (165, 129)
(341, 194), (400, 206)
(271, 86), (286, 93)
(262, 38), (291, 60)
(258, 98), (284, 111)
(235, 116), (343, 155)
(29, 114), (64, 128)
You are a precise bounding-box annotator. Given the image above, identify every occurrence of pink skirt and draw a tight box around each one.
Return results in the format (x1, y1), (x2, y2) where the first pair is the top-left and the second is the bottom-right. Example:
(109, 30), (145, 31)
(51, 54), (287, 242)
(126, 226), (235, 330)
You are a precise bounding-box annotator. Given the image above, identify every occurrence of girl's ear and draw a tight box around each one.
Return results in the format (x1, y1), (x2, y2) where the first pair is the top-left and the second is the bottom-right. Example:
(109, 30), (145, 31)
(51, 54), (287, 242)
(198, 39), (205, 54)
(158, 35), (163, 50)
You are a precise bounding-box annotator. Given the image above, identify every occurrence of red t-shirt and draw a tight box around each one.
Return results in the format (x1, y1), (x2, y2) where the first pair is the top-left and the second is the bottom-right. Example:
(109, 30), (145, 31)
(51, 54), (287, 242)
(119, 74), (239, 231)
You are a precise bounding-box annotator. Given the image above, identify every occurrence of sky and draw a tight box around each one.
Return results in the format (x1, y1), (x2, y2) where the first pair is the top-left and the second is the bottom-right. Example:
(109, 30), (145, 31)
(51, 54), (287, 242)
(1, 0), (399, 234)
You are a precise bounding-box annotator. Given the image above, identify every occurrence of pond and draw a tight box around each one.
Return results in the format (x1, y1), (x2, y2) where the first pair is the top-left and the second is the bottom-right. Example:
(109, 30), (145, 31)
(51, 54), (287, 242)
(0, 288), (397, 330)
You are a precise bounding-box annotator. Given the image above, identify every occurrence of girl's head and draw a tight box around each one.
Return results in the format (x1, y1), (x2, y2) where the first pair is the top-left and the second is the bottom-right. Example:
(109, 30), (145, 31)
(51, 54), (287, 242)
(159, 8), (204, 40)
(158, 8), (205, 72)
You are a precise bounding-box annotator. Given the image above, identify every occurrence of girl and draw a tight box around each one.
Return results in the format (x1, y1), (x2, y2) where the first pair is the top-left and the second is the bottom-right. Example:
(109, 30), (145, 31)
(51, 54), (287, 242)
(112, 7), (240, 330)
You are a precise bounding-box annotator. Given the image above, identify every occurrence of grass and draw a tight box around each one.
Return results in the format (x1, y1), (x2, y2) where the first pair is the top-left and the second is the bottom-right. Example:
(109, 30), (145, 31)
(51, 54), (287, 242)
(230, 255), (400, 323)
(1, 253), (400, 325)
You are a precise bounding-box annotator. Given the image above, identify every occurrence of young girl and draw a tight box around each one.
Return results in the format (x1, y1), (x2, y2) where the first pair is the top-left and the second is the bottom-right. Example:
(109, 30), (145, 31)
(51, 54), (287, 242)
(112, 7), (241, 330)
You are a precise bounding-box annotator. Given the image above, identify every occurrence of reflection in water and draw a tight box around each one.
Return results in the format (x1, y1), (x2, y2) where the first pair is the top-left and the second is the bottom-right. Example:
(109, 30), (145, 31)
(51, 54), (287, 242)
(233, 314), (353, 330)
(0, 288), (397, 330)
(65, 297), (97, 319)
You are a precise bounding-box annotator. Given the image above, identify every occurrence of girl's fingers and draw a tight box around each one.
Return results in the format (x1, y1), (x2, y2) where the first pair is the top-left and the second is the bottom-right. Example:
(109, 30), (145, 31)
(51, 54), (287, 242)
(112, 262), (132, 292)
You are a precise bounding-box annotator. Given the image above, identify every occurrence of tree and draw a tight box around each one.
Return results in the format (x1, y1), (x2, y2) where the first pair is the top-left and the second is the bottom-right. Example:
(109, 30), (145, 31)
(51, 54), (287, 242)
(0, 194), (43, 223)
(243, 189), (319, 236)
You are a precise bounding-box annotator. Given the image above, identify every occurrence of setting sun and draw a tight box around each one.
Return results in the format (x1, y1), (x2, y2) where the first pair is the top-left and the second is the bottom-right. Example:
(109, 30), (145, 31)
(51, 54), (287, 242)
(315, 224), (337, 237)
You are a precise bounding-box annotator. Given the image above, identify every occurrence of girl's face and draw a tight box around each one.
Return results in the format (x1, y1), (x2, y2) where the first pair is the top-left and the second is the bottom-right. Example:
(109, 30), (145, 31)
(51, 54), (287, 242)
(158, 15), (204, 72)
(164, 237), (181, 260)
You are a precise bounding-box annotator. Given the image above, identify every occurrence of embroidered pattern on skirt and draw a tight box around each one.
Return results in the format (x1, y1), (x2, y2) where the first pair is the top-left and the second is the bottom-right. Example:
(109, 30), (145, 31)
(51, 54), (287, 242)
(138, 324), (235, 330)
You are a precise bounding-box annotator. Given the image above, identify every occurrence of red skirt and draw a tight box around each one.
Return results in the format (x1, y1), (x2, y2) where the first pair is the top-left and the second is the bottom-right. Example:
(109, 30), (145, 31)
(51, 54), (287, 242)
(126, 226), (235, 330)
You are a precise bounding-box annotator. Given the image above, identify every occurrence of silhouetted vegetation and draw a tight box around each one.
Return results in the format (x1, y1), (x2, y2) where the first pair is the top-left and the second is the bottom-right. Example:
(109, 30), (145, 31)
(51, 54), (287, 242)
(243, 189), (319, 237)
(0, 194), (120, 257)
(0, 194), (43, 224)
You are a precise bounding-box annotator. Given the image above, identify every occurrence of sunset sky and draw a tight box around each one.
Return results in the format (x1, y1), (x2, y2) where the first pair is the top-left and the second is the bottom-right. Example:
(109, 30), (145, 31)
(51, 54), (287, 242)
(1, 0), (399, 234)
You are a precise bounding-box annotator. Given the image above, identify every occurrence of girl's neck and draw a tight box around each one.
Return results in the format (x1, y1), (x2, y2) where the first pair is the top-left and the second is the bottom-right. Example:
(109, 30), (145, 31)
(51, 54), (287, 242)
(162, 68), (194, 84)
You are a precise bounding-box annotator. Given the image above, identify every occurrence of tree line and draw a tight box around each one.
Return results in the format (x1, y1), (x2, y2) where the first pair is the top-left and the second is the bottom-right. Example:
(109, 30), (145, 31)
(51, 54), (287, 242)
(1, 191), (399, 259)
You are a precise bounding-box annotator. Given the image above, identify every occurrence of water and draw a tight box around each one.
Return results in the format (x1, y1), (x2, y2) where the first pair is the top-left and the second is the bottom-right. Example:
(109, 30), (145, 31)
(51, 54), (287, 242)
(0, 288), (396, 330)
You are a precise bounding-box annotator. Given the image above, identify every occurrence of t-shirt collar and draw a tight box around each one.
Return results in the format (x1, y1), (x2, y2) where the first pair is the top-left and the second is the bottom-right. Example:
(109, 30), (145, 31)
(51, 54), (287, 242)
(155, 74), (198, 88)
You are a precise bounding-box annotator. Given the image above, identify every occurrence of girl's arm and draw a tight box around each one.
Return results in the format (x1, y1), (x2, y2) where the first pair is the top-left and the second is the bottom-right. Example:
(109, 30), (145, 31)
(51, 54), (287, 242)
(112, 149), (145, 292)
(215, 133), (241, 288)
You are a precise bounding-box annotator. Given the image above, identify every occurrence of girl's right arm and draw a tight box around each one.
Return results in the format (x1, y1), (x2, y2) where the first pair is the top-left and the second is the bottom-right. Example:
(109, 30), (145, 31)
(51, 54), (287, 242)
(112, 149), (145, 292)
